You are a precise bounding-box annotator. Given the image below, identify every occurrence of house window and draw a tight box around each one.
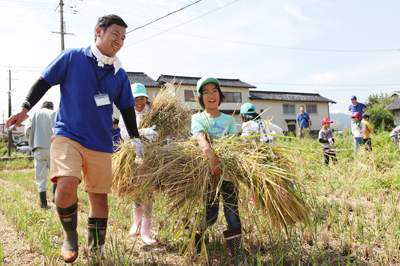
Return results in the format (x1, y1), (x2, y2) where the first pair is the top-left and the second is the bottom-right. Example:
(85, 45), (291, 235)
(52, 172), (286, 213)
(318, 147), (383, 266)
(224, 92), (242, 103)
(184, 90), (196, 102)
(283, 104), (295, 114)
(13, 136), (19, 141)
(306, 104), (317, 114)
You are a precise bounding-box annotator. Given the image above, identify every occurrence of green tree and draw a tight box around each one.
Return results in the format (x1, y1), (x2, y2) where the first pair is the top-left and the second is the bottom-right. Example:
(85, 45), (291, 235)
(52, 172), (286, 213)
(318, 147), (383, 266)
(365, 92), (395, 131)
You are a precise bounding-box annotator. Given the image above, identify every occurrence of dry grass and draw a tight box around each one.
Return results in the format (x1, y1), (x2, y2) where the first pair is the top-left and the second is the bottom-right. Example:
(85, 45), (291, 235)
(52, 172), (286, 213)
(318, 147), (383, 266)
(139, 81), (192, 140)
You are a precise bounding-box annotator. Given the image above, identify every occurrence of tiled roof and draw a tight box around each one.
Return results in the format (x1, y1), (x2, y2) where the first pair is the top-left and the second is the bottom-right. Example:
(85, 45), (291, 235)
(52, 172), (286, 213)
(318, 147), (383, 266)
(385, 97), (400, 110)
(157, 74), (256, 88)
(249, 91), (336, 103)
(126, 72), (161, 87)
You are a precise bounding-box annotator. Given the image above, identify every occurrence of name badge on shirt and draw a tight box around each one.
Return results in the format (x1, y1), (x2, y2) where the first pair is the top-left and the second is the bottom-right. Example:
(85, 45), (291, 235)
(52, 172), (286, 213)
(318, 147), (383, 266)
(94, 93), (111, 106)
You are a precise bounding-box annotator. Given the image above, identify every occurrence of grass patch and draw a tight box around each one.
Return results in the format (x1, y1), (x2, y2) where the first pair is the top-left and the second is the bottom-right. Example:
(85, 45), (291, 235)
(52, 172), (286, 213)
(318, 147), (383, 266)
(0, 131), (399, 265)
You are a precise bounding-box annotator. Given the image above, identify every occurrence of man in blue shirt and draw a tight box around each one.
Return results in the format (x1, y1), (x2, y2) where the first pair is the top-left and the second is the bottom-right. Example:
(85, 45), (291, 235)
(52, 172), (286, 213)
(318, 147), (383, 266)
(6, 15), (144, 263)
(349, 95), (369, 121)
(296, 105), (311, 139)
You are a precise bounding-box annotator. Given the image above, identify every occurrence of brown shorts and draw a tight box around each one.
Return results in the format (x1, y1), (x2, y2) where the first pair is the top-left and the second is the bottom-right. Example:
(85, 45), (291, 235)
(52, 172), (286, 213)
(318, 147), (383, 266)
(50, 136), (112, 194)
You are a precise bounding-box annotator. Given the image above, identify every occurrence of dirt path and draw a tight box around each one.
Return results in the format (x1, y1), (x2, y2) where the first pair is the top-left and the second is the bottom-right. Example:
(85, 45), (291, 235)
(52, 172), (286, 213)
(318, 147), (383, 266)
(0, 209), (44, 265)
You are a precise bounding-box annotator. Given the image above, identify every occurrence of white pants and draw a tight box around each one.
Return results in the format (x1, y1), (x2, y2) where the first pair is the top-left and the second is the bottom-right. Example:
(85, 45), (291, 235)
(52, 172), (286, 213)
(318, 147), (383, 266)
(34, 148), (51, 192)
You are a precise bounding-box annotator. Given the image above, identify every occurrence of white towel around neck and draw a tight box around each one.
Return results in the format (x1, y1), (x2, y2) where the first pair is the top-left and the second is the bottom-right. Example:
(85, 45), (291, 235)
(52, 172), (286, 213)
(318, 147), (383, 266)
(91, 44), (122, 75)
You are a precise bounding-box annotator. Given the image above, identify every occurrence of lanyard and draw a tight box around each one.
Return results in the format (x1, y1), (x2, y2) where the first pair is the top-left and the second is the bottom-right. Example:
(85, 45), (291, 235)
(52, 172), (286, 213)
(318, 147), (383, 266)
(322, 128), (332, 138)
(89, 58), (114, 94)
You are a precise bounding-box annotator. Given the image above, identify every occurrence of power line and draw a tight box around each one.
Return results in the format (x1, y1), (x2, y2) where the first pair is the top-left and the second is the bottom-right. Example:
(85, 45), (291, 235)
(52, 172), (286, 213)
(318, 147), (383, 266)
(126, 0), (202, 34)
(250, 82), (400, 87)
(126, 0), (239, 47)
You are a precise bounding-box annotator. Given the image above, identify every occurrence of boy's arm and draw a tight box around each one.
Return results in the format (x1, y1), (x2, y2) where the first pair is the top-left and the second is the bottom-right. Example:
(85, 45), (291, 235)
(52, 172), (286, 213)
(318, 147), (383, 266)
(196, 131), (221, 176)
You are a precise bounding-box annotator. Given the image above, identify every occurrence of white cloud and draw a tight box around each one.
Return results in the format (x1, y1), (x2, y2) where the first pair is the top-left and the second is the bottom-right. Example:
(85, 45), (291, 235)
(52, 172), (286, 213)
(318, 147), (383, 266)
(310, 72), (337, 84)
(285, 6), (310, 21)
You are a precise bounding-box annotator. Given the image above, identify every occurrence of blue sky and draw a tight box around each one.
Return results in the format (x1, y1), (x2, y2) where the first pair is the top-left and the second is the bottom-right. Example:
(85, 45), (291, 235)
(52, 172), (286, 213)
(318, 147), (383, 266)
(1, 0), (400, 120)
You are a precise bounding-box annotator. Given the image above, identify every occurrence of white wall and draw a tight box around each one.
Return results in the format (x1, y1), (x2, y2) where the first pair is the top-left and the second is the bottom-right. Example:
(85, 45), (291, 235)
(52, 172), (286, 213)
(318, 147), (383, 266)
(249, 100), (330, 132)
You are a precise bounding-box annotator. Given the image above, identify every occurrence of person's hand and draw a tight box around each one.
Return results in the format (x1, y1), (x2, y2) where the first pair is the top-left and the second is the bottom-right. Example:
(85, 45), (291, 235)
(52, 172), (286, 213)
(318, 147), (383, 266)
(328, 138), (333, 145)
(6, 107), (29, 129)
(131, 138), (144, 158)
(209, 155), (222, 176)
(140, 125), (159, 143)
(298, 127), (302, 132)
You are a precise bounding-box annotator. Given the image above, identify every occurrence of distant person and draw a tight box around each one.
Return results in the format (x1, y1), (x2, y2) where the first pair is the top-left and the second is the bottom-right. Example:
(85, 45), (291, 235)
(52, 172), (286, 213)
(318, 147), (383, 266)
(25, 101), (57, 208)
(349, 95), (368, 122)
(351, 113), (365, 155)
(318, 118), (337, 165)
(389, 126), (400, 153)
(362, 115), (373, 151)
(112, 117), (123, 152)
(296, 105), (311, 139)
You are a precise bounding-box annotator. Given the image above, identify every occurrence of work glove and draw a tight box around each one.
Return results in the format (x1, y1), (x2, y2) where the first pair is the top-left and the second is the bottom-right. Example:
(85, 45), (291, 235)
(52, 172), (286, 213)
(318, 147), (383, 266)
(140, 125), (159, 143)
(328, 138), (334, 145)
(131, 138), (144, 158)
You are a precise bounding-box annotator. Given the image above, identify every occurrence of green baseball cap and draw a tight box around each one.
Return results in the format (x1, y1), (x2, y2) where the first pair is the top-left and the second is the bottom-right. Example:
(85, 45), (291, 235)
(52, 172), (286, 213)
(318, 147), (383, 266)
(131, 83), (148, 98)
(240, 102), (257, 114)
(196, 76), (220, 93)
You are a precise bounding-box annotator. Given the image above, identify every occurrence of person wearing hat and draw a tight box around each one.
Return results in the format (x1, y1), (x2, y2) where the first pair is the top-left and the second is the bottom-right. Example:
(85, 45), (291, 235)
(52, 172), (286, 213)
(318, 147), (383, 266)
(191, 76), (243, 264)
(351, 112), (365, 155)
(112, 117), (123, 153)
(349, 95), (368, 122)
(127, 82), (158, 244)
(240, 102), (282, 143)
(318, 118), (337, 165)
(25, 101), (57, 208)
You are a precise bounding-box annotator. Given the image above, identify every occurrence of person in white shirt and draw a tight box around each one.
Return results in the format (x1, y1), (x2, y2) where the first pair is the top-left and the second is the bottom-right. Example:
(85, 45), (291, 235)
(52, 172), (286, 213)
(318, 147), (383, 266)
(350, 112), (365, 155)
(240, 103), (282, 143)
(25, 101), (56, 209)
(389, 126), (400, 153)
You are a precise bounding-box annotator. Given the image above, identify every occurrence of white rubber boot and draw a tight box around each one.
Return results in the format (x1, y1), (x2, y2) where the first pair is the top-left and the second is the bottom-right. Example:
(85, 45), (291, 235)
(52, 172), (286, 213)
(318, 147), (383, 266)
(129, 207), (143, 236)
(140, 219), (156, 244)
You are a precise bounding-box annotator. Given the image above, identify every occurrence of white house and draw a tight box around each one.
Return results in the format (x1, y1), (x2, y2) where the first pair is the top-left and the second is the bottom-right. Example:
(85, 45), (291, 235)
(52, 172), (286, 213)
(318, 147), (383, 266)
(249, 91), (336, 134)
(384, 97), (400, 126)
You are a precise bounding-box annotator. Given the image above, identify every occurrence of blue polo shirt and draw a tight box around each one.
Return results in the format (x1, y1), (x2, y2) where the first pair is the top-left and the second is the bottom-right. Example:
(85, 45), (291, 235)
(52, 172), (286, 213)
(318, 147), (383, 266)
(349, 102), (367, 120)
(296, 112), (310, 128)
(41, 46), (135, 153)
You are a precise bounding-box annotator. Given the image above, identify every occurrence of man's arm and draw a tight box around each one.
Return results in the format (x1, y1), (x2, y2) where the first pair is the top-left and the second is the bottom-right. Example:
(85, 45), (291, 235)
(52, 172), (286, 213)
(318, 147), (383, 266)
(6, 78), (51, 128)
(120, 107), (140, 139)
(364, 106), (369, 113)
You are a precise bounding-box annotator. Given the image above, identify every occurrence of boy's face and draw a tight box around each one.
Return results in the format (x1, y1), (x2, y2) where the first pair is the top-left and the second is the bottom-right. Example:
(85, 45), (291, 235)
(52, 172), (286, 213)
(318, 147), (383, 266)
(95, 24), (126, 57)
(201, 83), (220, 109)
(323, 123), (330, 129)
(113, 124), (119, 130)
(134, 96), (147, 112)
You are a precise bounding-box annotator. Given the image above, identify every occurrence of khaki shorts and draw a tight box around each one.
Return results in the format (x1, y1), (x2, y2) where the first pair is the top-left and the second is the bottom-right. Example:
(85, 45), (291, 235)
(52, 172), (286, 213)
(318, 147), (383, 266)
(50, 136), (112, 194)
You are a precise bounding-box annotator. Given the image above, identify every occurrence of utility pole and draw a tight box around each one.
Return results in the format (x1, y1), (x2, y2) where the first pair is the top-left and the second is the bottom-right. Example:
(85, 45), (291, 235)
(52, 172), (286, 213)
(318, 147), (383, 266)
(7, 67), (12, 156)
(52, 0), (73, 52)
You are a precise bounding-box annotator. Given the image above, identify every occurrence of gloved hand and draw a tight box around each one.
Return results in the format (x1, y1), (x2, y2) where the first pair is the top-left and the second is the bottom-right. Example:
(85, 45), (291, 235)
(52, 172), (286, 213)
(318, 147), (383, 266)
(328, 138), (333, 145)
(140, 125), (159, 143)
(355, 121), (361, 127)
(131, 138), (144, 158)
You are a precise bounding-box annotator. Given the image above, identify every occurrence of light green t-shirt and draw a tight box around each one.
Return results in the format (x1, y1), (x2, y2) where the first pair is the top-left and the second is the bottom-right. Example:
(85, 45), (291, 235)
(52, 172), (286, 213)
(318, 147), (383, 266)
(191, 112), (237, 139)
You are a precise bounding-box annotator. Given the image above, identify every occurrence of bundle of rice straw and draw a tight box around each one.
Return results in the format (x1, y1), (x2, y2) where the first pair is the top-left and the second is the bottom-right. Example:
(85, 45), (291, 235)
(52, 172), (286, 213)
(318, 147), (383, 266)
(139, 81), (193, 140)
(112, 137), (309, 231)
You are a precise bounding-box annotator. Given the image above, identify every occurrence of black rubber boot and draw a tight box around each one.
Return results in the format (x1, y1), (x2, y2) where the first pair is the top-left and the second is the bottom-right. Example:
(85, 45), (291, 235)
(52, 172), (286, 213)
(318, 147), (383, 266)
(223, 228), (242, 266)
(87, 217), (108, 259)
(194, 231), (203, 254)
(52, 184), (57, 203)
(57, 201), (79, 263)
(39, 191), (47, 209)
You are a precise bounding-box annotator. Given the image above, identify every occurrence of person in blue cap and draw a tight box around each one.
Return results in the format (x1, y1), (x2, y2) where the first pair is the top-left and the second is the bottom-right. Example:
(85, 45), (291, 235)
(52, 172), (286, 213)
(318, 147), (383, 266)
(191, 76), (243, 264)
(126, 83), (158, 244)
(349, 95), (368, 122)
(240, 102), (282, 143)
